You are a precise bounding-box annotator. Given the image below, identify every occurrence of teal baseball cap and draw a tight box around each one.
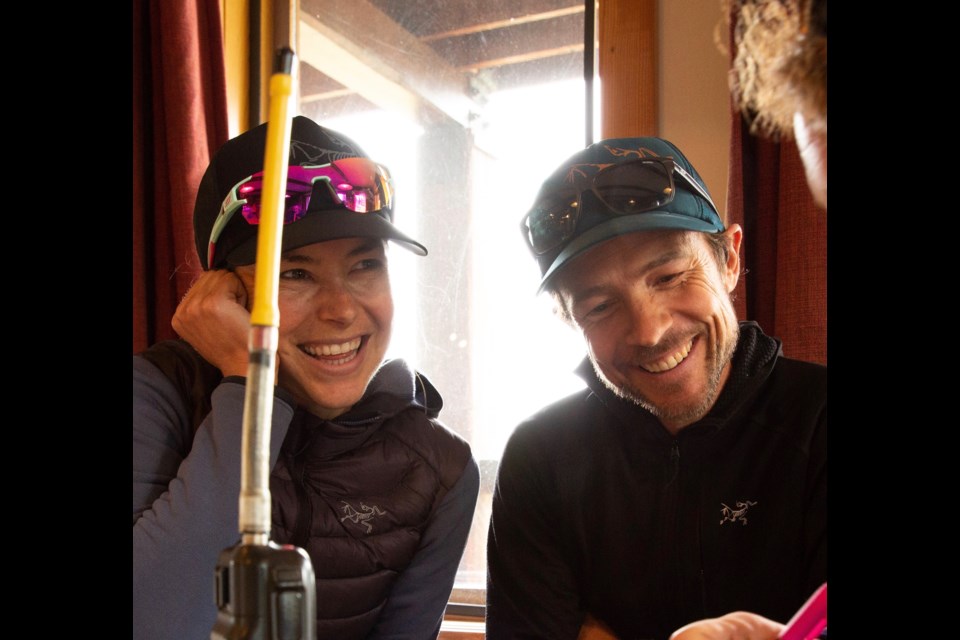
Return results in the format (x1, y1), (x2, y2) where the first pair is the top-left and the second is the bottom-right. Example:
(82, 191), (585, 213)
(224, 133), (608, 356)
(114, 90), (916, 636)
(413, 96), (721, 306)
(520, 137), (724, 292)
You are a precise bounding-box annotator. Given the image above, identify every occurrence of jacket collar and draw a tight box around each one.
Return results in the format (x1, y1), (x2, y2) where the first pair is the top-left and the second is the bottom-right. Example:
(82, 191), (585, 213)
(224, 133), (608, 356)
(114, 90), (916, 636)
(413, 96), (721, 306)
(285, 359), (442, 460)
(576, 321), (782, 436)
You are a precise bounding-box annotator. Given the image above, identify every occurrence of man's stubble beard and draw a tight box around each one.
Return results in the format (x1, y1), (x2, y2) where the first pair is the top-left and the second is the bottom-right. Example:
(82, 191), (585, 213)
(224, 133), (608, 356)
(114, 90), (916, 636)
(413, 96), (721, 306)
(594, 322), (740, 429)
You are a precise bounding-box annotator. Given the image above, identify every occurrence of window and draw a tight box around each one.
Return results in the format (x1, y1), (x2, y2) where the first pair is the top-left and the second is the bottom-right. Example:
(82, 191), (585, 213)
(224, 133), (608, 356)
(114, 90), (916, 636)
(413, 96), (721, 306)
(295, 0), (595, 595)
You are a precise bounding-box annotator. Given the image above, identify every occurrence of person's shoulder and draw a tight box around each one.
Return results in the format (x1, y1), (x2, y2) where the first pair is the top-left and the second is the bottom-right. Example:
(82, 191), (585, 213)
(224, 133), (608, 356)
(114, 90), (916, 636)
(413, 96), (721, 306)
(383, 401), (474, 486)
(137, 339), (221, 387)
(508, 387), (598, 444)
(754, 354), (827, 431)
(772, 354), (828, 389)
(777, 353), (827, 372)
(133, 343), (182, 395)
(498, 388), (610, 483)
(135, 339), (225, 432)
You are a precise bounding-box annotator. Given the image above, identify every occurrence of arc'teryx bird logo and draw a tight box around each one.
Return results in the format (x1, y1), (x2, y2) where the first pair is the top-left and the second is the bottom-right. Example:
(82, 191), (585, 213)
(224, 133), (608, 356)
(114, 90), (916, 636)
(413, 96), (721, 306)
(719, 500), (758, 526)
(340, 501), (388, 534)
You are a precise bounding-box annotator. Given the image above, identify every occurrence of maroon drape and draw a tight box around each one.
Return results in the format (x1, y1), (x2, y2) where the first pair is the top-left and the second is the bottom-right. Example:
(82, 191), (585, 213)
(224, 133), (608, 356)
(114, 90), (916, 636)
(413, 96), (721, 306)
(133, 0), (230, 353)
(727, 120), (827, 365)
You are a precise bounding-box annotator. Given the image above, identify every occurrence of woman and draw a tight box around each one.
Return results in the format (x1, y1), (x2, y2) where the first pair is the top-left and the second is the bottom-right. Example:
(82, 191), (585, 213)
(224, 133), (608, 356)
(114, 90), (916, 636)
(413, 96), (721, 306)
(133, 116), (480, 639)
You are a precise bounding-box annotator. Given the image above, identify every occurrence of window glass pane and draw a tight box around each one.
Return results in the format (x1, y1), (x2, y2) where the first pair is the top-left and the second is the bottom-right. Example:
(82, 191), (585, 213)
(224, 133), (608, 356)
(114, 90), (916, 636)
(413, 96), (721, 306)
(297, 0), (592, 593)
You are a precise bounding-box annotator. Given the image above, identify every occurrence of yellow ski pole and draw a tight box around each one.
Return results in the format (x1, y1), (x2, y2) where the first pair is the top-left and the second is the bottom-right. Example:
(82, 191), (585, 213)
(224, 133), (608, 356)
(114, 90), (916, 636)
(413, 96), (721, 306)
(212, 47), (317, 640)
(241, 47), (294, 548)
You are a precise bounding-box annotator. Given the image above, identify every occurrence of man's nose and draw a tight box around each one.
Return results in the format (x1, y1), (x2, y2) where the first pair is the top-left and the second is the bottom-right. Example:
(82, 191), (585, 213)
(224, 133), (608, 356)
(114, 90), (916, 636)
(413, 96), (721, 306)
(624, 293), (671, 347)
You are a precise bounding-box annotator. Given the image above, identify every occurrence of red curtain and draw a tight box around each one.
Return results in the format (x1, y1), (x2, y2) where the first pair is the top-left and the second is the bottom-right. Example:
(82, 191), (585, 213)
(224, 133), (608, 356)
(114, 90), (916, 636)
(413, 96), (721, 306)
(727, 119), (827, 365)
(133, 0), (230, 353)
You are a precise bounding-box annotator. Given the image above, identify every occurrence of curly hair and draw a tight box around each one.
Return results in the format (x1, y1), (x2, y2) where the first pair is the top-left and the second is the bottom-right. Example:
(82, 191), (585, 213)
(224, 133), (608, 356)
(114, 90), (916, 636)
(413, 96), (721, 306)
(720, 0), (827, 140)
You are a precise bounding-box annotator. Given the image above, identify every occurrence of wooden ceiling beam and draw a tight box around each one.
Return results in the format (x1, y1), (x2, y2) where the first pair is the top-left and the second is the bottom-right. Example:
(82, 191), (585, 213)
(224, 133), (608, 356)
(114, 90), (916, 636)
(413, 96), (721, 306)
(456, 44), (583, 72)
(299, 0), (478, 126)
(389, 0), (582, 37)
(420, 6), (584, 42)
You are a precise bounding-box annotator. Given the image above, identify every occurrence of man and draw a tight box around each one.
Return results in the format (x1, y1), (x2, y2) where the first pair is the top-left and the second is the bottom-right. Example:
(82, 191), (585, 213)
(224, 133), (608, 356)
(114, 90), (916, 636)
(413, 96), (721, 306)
(486, 137), (826, 640)
(133, 116), (479, 639)
(726, 0), (827, 208)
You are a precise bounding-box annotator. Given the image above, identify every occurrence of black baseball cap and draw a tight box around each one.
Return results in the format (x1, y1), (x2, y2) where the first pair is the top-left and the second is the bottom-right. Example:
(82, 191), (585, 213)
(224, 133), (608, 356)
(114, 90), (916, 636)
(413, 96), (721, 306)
(194, 115), (427, 270)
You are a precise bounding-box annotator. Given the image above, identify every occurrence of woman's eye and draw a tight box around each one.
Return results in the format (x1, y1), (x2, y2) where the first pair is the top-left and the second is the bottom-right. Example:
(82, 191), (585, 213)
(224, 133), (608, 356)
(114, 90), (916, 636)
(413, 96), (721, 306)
(280, 268), (309, 280)
(354, 258), (384, 272)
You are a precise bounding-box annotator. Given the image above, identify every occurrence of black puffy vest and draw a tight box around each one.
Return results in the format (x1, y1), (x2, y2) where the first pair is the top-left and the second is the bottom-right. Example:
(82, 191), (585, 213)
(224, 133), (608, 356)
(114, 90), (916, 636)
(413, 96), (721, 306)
(141, 340), (471, 638)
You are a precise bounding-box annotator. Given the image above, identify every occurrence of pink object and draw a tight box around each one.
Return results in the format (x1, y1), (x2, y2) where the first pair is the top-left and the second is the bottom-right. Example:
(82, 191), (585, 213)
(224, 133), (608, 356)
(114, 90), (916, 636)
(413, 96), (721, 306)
(780, 583), (827, 640)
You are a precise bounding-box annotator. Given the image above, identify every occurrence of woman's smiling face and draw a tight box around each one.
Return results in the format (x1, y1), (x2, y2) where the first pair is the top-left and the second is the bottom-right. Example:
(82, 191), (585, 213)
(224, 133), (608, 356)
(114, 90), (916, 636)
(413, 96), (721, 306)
(235, 237), (393, 419)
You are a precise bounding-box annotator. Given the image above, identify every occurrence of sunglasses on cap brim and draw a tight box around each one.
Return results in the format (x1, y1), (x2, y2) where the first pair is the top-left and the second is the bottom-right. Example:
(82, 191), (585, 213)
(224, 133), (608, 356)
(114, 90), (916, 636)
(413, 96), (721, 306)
(520, 157), (720, 257)
(207, 157), (394, 269)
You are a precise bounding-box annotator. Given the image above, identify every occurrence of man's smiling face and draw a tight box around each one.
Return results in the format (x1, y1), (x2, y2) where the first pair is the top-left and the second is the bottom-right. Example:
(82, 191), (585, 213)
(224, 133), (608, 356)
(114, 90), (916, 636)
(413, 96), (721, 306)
(555, 226), (742, 433)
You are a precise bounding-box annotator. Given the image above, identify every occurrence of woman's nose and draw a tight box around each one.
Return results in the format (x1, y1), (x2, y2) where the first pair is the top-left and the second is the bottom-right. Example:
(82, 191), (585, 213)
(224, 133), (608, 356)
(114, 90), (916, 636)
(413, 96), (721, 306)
(312, 283), (358, 325)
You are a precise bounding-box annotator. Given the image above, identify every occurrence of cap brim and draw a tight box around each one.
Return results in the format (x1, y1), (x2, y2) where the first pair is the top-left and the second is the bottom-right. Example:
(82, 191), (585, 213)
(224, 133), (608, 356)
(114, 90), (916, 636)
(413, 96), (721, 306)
(537, 212), (721, 293)
(226, 210), (427, 267)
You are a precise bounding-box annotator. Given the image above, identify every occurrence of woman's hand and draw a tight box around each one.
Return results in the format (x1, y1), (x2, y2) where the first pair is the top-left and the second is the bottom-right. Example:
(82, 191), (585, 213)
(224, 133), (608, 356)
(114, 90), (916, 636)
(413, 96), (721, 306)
(172, 270), (251, 378)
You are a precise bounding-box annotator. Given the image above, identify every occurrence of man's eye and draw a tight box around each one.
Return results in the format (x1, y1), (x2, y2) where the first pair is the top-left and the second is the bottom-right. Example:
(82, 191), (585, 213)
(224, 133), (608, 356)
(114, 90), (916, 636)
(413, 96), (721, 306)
(575, 301), (611, 322)
(656, 272), (682, 286)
